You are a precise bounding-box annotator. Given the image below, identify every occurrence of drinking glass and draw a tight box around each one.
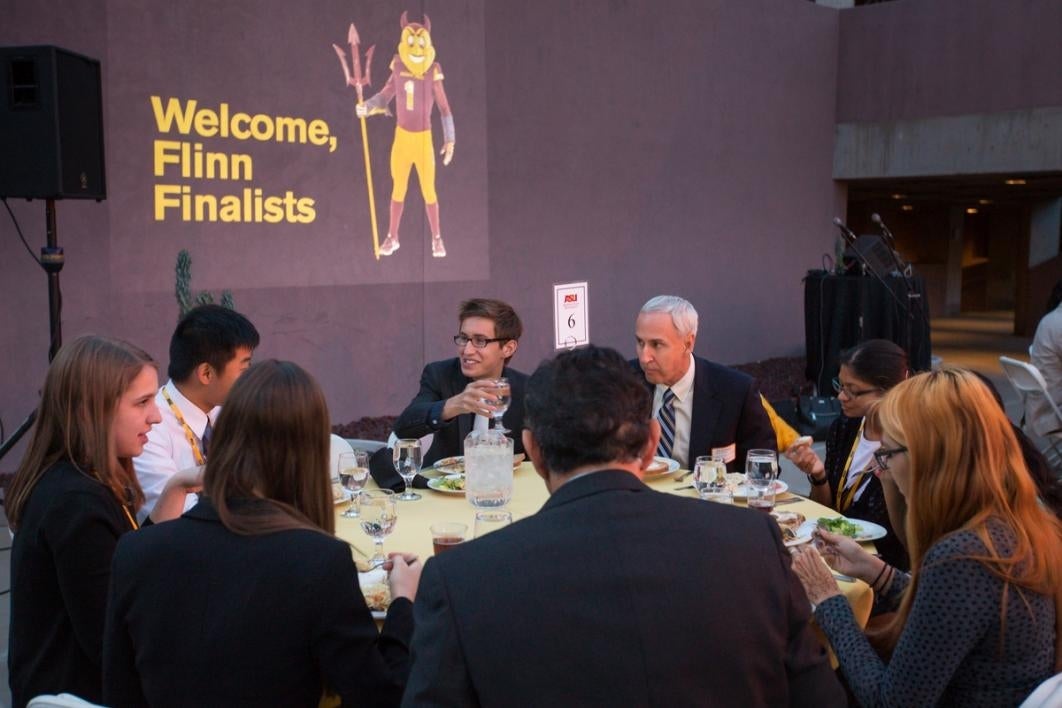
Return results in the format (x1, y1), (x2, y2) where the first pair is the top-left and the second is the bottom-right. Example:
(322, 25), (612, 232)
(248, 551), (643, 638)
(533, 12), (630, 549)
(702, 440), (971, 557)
(489, 377), (511, 433)
(746, 448), (778, 512)
(358, 490), (397, 566)
(464, 429), (514, 508)
(430, 522), (468, 555)
(339, 450), (370, 518)
(393, 438), (422, 501)
(694, 455), (731, 504)
(473, 510), (512, 538)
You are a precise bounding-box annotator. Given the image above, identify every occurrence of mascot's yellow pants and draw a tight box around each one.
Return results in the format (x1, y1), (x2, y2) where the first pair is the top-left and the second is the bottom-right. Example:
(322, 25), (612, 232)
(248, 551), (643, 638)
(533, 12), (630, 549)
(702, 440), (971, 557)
(390, 126), (437, 204)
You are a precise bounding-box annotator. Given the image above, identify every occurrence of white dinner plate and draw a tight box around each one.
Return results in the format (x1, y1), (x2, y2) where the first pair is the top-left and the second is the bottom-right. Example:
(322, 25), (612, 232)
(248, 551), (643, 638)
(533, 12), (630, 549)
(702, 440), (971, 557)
(428, 453), (525, 477)
(427, 475), (466, 495)
(797, 517), (887, 542)
(643, 457), (681, 479)
(732, 479), (789, 499)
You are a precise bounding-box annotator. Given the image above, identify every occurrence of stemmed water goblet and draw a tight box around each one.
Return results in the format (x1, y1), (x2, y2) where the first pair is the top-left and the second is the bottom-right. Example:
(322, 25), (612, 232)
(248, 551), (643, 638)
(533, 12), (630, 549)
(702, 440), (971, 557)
(358, 489), (397, 567)
(338, 450), (370, 518)
(393, 438), (422, 501)
(489, 377), (511, 434)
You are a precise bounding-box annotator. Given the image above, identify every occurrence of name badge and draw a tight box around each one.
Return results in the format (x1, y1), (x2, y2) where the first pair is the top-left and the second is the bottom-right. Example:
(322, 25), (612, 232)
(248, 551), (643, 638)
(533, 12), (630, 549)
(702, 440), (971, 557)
(711, 443), (737, 463)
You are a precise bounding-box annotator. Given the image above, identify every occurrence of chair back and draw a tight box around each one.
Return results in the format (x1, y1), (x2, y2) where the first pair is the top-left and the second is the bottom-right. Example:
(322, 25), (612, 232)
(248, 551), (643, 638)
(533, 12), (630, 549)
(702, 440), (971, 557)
(328, 434), (354, 481)
(28, 695), (106, 708)
(1018, 671), (1062, 708)
(999, 356), (1062, 432)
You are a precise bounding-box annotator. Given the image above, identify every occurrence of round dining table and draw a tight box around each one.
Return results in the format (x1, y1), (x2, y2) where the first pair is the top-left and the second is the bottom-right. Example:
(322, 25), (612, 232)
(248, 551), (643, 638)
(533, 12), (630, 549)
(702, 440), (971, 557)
(334, 461), (875, 631)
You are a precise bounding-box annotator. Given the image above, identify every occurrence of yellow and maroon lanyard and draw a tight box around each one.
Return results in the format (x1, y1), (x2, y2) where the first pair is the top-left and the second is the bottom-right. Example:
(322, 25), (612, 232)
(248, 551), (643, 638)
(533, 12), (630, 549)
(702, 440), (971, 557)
(835, 419), (871, 513)
(160, 386), (206, 467)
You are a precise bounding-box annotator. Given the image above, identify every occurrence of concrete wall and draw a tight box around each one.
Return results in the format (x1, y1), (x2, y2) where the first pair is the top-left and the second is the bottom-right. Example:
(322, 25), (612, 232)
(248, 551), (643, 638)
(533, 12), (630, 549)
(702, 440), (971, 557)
(0, 0), (843, 469)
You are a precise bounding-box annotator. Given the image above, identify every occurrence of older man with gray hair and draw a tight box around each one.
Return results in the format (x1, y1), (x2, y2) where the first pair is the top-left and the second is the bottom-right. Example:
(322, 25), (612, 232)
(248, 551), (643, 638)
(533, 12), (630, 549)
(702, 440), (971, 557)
(633, 295), (774, 471)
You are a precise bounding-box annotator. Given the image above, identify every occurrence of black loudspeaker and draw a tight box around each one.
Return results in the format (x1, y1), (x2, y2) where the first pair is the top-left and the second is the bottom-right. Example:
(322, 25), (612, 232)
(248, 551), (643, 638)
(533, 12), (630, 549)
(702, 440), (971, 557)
(0, 46), (106, 200)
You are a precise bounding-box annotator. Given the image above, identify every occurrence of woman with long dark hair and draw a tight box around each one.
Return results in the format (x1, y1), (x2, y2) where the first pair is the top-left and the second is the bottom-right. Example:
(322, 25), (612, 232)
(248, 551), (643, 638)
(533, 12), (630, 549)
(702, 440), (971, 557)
(103, 360), (420, 707)
(785, 339), (910, 568)
(793, 368), (1062, 706)
(7, 336), (196, 707)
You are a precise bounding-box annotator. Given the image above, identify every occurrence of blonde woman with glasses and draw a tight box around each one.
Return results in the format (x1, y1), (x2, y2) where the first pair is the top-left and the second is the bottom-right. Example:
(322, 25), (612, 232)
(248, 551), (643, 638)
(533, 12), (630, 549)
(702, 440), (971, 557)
(793, 367), (1062, 707)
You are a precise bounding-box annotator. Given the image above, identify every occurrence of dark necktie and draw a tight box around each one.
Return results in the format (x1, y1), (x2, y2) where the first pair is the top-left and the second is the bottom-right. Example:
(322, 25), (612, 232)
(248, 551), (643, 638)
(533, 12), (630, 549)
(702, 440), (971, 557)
(200, 420), (213, 459)
(656, 388), (676, 459)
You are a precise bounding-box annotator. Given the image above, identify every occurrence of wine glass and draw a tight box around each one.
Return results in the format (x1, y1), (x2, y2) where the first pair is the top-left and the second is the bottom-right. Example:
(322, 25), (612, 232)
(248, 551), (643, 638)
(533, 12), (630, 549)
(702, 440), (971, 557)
(393, 438), (422, 501)
(489, 377), (511, 433)
(338, 450), (370, 518)
(358, 489), (397, 566)
(745, 449), (778, 512)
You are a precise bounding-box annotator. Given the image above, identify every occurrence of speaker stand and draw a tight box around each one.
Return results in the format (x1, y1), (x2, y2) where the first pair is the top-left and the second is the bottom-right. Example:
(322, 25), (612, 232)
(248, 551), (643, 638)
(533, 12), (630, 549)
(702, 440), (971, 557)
(0, 198), (65, 463)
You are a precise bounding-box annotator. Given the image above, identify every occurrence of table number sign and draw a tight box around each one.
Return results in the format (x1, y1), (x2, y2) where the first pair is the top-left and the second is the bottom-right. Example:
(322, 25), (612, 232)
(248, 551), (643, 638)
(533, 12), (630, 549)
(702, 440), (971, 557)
(553, 281), (589, 350)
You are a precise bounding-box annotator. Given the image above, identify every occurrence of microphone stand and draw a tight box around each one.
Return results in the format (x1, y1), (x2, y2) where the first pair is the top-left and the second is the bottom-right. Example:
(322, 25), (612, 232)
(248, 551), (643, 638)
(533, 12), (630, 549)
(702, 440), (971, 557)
(872, 214), (931, 370)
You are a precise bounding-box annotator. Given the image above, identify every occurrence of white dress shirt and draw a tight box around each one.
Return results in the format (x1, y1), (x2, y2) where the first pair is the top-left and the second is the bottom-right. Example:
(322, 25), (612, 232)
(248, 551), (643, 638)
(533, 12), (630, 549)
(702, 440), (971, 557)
(133, 380), (218, 523)
(652, 354), (696, 469)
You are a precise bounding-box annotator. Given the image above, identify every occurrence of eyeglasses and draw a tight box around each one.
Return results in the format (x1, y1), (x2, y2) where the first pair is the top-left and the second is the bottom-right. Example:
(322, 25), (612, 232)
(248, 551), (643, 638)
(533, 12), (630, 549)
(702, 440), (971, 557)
(453, 334), (508, 349)
(873, 446), (907, 471)
(832, 377), (881, 399)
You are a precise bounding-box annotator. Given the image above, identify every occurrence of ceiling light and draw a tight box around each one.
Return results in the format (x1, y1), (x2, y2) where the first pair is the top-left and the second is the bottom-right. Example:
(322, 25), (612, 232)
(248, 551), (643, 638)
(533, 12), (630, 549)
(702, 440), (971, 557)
(891, 193), (906, 200)
(978, 199), (993, 205)
(966, 207), (978, 214)
(1005, 179), (1026, 185)
(901, 204), (914, 212)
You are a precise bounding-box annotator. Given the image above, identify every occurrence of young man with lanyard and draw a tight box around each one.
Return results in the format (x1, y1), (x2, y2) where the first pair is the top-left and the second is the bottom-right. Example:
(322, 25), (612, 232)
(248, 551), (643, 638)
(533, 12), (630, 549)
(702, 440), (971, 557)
(133, 305), (259, 522)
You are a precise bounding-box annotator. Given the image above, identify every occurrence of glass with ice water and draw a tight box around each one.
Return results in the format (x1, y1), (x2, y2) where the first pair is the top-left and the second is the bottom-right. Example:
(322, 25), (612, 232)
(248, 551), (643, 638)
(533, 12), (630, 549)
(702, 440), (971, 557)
(464, 429), (514, 508)
(745, 448), (778, 512)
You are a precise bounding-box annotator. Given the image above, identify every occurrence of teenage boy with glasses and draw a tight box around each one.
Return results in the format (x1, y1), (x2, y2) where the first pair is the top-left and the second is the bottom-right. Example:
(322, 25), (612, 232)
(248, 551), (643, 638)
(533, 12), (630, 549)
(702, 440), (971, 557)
(393, 299), (527, 465)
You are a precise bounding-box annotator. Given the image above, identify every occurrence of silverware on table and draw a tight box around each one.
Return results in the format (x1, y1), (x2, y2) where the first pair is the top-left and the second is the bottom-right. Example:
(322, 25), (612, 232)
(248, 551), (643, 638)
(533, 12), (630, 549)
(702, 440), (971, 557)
(674, 484), (694, 491)
(675, 469), (693, 482)
(774, 497), (804, 506)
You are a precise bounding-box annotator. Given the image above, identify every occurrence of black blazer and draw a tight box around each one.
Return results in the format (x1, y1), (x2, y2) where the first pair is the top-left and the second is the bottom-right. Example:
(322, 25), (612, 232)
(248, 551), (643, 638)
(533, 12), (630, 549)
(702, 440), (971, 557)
(393, 358), (527, 466)
(9, 460), (136, 708)
(633, 355), (776, 471)
(402, 470), (844, 707)
(103, 499), (413, 708)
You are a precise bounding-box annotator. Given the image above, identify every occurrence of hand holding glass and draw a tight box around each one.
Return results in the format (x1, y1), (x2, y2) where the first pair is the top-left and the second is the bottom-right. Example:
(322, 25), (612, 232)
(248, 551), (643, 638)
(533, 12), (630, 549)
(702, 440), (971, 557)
(339, 450), (370, 518)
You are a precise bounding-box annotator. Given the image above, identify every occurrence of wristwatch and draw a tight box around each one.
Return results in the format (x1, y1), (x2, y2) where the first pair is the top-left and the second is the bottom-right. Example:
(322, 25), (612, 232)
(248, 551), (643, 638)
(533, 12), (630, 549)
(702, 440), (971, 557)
(807, 473), (829, 487)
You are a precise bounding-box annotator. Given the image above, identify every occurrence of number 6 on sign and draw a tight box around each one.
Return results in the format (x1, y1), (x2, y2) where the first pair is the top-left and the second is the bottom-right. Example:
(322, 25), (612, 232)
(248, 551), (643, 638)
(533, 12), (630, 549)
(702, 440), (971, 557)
(553, 282), (589, 350)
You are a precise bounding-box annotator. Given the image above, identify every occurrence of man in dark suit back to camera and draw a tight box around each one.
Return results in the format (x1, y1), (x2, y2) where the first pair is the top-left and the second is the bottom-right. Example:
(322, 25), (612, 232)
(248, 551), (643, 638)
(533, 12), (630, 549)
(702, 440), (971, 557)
(393, 298), (527, 465)
(402, 345), (844, 707)
(633, 295), (775, 472)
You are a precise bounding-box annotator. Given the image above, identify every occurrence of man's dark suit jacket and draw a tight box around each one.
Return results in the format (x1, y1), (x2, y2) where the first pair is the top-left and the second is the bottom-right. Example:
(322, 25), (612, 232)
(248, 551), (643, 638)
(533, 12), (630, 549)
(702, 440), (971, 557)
(393, 358), (527, 466)
(402, 470), (844, 707)
(633, 355), (776, 471)
(103, 499), (413, 708)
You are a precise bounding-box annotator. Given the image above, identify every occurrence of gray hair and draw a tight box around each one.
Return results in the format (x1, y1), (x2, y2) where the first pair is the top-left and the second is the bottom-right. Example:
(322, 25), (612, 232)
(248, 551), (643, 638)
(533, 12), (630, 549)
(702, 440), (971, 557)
(640, 296), (698, 337)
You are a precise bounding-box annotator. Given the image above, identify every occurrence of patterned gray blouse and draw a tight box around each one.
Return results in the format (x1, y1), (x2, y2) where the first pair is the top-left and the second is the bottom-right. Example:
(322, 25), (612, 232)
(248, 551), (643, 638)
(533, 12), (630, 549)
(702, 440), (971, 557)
(815, 521), (1056, 706)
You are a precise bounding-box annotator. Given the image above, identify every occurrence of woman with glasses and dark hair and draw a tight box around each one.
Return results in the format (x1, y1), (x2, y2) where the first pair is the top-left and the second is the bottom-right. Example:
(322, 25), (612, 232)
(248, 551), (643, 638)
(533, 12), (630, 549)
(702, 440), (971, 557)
(785, 339), (910, 569)
(792, 367), (1062, 707)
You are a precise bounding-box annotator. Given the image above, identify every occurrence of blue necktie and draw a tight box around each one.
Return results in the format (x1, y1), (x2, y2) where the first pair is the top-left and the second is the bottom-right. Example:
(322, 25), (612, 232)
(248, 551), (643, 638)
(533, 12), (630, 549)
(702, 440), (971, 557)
(656, 388), (676, 459)
(200, 420), (213, 459)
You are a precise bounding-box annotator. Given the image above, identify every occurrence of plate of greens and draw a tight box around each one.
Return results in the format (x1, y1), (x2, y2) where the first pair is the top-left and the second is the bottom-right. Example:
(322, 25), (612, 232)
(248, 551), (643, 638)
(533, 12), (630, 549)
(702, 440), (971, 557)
(427, 474), (466, 495)
(800, 516), (887, 542)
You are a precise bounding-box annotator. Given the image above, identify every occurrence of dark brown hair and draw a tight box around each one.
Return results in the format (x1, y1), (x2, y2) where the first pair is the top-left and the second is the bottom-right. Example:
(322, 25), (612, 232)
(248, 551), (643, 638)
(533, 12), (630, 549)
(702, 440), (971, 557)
(203, 360), (334, 535)
(840, 339), (908, 391)
(458, 298), (522, 342)
(7, 335), (156, 528)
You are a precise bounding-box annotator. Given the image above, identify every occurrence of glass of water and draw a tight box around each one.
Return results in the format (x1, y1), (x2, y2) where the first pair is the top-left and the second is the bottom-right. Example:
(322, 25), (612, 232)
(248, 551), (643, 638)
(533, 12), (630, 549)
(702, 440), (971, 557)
(746, 449), (778, 512)
(694, 455), (731, 504)
(358, 489), (397, 566)
(339, 450), (370, 518)
(489, 377), (511, 433)
(464, 429), (514, 508)
(393, 438), (422, 501)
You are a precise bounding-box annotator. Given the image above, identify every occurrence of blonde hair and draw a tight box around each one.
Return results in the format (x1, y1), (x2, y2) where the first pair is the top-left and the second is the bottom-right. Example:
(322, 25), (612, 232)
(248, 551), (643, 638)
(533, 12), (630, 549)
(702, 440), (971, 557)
(7, 336), (156, 528)
(203, 360), (334, 536)
(877, 367), (1062, 667)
